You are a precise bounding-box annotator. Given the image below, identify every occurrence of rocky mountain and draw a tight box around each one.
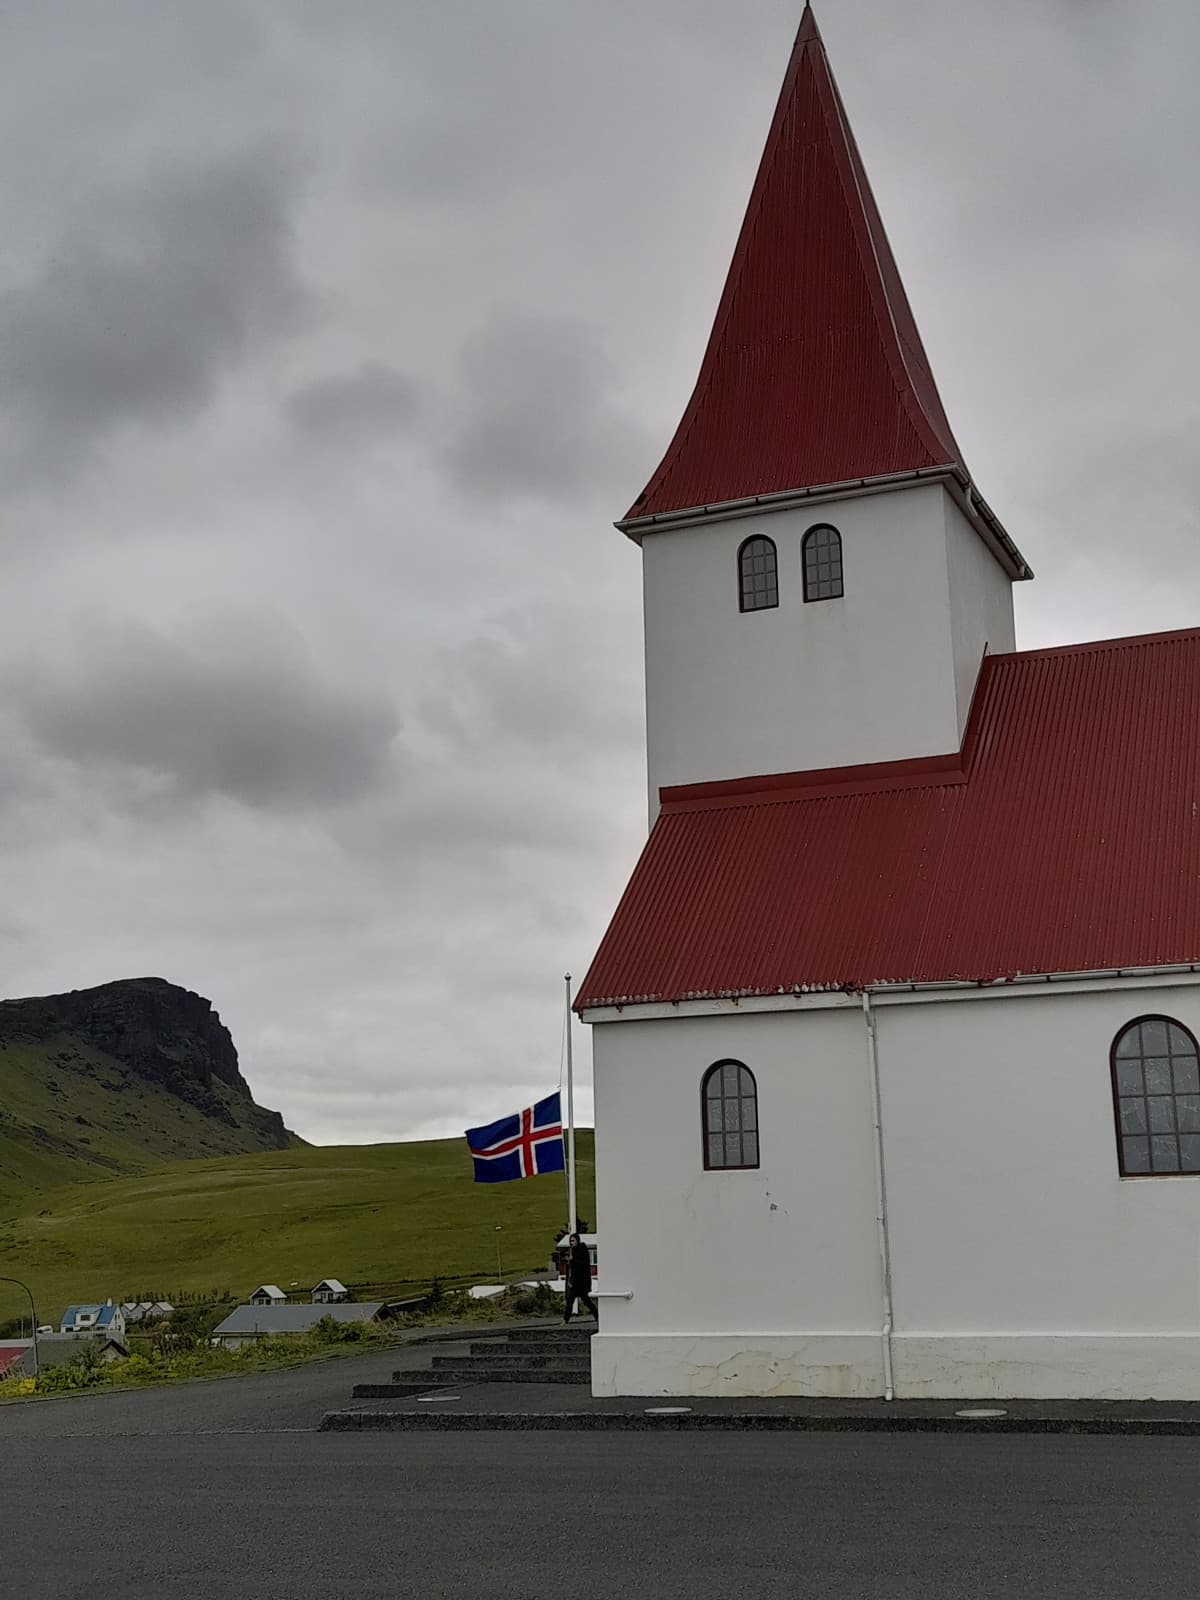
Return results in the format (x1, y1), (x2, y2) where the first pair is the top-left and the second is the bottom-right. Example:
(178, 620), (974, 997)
(0, 978), (299, 1216)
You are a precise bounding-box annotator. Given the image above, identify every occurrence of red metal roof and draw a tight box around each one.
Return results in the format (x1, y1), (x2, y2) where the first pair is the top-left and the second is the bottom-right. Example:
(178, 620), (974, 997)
(577, 630), (1200, 1007)
(0, 1347), (29, 1378)
(625, 4), (967, 528)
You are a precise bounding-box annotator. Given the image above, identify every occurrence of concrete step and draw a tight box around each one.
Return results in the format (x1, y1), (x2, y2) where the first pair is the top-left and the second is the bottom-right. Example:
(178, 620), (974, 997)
(352, 1381), (444, 1399)
(462, 1346), (592, 1365)
(390, 1365), (591, 1386)
(432, 1355), (590, 1375)
(484, 1338), (594, 1357)
(501, 1328), (595, 1345)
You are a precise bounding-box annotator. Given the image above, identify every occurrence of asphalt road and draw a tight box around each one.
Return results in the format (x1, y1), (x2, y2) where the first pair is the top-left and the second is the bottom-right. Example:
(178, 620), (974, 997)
(4, 1355), (1200, 1599)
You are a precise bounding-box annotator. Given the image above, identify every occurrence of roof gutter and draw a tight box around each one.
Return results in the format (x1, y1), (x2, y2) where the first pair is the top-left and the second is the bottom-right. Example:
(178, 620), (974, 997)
(578, 963), (1200, 1017)
(616, 464), (1032, 583)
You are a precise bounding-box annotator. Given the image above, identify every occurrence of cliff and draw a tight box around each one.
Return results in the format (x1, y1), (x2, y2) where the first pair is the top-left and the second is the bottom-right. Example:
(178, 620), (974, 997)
(0, 978), (299, 1215)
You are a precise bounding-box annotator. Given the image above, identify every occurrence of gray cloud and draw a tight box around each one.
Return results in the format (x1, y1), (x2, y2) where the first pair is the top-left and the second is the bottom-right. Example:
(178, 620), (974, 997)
(9, 617), (399, 811)
(286, 362), (421, 441)
(0, 149), (309, 479)
(441, 310), (649, 504)
(0, 0), (1193, 1145)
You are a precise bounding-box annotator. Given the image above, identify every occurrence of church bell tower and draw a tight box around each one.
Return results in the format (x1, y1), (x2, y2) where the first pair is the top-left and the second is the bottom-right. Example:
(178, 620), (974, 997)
(623, 6), (1031, 817)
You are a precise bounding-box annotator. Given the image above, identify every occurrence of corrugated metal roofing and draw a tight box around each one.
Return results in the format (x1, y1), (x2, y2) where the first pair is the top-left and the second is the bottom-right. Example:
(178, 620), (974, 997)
(213, 1303), (384, 1337)
(577, 630), (1200, 1007)
(625, 5), (966, 527)
(0, 1346), (28, 1378)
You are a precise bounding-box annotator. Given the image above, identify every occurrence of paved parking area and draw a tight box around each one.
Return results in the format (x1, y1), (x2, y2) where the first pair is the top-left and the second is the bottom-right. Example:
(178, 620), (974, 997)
(4, 1354), (1200, 1598)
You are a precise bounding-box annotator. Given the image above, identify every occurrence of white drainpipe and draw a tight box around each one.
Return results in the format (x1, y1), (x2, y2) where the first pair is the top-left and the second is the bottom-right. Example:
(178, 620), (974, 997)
(863, 991), (895, 1401)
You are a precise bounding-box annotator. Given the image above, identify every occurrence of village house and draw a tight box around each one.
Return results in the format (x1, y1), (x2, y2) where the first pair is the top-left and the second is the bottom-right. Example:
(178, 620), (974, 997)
(121, 1301), (175, 1325)
(0, 1342), (33, 1380)
(310, 1279), (349, 1304)
(35, 1333), (129, 1369)
(248, 1285), (287, 1307)
(211, 1302), (384, 1349)
(60, 1302), (126, 1343)
(577, 6), (1200, 1401)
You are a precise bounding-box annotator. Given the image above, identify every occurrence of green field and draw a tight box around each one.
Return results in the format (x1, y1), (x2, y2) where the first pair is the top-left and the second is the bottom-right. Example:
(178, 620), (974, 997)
(0, 1134), (594, 1327)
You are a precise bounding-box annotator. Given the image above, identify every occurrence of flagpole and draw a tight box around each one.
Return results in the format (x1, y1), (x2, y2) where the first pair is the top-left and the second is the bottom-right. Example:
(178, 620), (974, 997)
(564, 972), (577, 1238)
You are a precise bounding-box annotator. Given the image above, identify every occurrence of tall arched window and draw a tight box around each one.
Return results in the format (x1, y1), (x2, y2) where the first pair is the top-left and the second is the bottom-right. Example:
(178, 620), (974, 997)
(739, 536), (778, 612)
(1111, 1016), (1200, 1175)
(802, 524), (844, 601)
(702, 1060), (759, 1169)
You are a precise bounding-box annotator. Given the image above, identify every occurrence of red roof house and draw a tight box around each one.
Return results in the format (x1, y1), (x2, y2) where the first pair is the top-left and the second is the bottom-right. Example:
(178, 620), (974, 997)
(0, 1345), (30, 1380)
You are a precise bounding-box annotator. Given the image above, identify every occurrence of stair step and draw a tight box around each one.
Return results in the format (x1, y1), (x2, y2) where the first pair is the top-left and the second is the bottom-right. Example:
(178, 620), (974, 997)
(400, 1359), (591, 1378)
(453, 1351), (590, 1369)
(390, 1365), (590, 1385)
(484, 1339), (594, 1357)
(501, 1329), (595, 1345)
(352, 1381), (442, 1399)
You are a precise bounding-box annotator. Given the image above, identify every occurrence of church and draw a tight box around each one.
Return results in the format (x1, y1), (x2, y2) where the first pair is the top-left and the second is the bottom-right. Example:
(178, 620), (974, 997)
(575, 7), (1200, 1400)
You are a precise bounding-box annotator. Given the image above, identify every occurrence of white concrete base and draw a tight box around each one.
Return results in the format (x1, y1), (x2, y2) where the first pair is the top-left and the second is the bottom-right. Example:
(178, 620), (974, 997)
(590, 1333), (1200, 1401)
(590, 1334), (886, 1398)
(892, 1334), (1200, 1401)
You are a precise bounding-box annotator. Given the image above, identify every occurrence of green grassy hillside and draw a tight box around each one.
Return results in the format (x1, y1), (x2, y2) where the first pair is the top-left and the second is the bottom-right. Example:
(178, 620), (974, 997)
(0, 1037), (298, 1220)
(0, 1134), (595, 1327)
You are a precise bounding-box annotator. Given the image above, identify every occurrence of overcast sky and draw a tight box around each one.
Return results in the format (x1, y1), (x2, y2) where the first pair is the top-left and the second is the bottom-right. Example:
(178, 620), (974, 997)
(1, 0), (1196, 1145)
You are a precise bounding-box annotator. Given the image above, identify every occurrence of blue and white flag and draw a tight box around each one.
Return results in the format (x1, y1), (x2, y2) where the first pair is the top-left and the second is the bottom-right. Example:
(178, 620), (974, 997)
(465, 1092), (565, 1184)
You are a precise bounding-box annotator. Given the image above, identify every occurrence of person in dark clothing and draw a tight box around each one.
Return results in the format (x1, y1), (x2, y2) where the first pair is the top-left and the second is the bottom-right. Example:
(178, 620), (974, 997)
(563, 1232), (598, 1323)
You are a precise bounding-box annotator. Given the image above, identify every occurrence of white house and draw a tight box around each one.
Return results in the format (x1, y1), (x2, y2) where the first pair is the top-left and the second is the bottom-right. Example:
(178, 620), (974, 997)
(311, 1279), (349, 1304)
(248, 1285), (287, 1306)
(121, 1301), (174, 1325)
(576, 6), (1200, 1401)
(60, 1302), (126, 1344)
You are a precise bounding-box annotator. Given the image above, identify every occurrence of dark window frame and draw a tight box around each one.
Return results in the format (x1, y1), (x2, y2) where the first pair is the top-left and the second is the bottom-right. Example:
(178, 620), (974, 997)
(701, 1059), (760, 1171)
(1109, 1014), (1200, 1178)
(802, 523), (844, 603)
(738, 535), (779, 613)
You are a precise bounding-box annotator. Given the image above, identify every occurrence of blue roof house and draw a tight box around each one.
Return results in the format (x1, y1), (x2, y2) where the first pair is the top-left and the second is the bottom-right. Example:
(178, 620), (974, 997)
(61, 1302), (127, 1343)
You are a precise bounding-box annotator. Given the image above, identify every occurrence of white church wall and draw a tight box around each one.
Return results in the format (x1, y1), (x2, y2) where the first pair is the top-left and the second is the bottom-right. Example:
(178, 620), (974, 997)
(588, 980), (1200, 1399)
(589, 1008), (887, 1397)
(880, 984), (1200, 1398)
(641, 483), (1003, 815)
(943, 495), (1016, 740)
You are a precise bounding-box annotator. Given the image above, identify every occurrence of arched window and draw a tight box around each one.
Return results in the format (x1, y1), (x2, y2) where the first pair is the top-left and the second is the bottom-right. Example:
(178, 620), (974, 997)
(802, 524), (844, 602)
(1111, 1016), (1200, 1175)
(702, 1060), (759, 1169)
(739, 536), (778, 612)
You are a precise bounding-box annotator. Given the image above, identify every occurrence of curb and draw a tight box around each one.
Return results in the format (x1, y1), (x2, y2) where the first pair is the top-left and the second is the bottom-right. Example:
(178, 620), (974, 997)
(319, 1408), (1200, 1436)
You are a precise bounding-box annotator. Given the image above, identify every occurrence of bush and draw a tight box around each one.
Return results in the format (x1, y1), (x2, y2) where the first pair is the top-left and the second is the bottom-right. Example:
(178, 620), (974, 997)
(33, 1348), (107, 1394)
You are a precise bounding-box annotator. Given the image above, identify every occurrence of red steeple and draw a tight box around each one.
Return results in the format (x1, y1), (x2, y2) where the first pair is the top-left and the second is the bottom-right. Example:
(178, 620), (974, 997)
(624, 5), (972, 529)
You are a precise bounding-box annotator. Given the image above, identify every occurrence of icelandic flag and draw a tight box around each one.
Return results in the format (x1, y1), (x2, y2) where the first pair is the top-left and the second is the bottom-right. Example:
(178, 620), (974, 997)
(465, 1092), (565, 1184)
